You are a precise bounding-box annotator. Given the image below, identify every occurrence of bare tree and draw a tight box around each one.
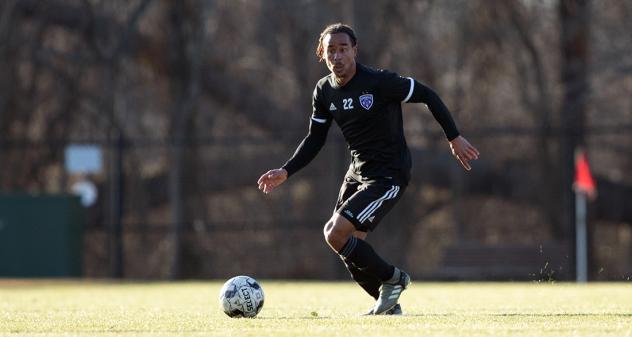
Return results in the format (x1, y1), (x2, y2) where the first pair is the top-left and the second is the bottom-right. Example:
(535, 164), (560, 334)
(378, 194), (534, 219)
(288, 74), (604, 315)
(166, 0), (210, 279)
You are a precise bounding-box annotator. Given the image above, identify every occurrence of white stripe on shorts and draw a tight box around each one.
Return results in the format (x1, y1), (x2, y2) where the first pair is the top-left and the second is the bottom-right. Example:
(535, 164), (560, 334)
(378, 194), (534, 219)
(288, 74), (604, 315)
(357, 185), (400, 223)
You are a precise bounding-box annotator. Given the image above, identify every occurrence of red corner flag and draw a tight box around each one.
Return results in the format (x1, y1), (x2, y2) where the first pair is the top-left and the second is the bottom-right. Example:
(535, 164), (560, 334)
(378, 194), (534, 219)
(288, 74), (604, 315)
(574, 148), (596, 198)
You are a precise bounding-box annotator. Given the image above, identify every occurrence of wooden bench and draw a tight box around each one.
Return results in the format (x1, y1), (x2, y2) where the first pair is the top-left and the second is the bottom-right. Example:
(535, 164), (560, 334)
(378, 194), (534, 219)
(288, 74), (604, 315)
(435, 242), (570, 280)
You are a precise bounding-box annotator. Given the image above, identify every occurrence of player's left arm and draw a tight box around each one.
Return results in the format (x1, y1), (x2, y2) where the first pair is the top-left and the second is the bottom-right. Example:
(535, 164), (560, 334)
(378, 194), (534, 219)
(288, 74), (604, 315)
(381, 72), (480, 170)
(406, 80), (479, 170)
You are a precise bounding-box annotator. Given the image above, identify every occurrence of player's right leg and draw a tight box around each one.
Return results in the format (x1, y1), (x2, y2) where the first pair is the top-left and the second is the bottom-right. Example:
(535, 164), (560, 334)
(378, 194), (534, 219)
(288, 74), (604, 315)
(324, 215), (407, 315)
(343, 231), (402, 315)
(331, 174), (407, 315)
(344, 258), (404, 315)
(341, 231), (381, 300)
(334, 175), (383, 301)
(366, 304), (402, 316)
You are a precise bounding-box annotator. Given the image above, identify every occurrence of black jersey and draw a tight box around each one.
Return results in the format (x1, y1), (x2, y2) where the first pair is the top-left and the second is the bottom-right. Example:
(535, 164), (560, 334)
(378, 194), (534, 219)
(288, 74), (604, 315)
(313, 64), (415, 180)
(282, 63), (459, 182)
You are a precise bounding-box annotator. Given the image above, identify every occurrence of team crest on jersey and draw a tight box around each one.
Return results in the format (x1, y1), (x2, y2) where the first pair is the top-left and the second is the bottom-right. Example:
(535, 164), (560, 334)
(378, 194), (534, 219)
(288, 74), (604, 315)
(359, 94), (373, 110)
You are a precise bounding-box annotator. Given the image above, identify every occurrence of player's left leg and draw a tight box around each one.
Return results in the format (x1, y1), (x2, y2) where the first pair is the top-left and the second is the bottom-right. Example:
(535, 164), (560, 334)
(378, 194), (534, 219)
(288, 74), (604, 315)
(329, 180), (410, 315)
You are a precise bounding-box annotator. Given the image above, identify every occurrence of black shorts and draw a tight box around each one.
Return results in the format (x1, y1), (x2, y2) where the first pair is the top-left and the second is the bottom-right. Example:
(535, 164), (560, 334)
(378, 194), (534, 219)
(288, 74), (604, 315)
(334, 173), (406, 232)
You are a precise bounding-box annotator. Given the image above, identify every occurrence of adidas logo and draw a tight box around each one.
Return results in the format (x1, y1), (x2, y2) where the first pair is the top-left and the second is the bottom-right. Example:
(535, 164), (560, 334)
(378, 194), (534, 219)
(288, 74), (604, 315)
(388, 286), (402, 300)
(367, 216), (375, 223)
(329, 102), (337, 111)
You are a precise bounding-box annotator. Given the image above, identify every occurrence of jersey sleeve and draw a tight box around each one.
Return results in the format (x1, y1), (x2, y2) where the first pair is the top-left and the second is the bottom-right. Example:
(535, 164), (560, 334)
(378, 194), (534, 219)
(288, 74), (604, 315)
(310, 85), (332, 125)
(281, 85), (332, 178)
(380, 70), (460, 141)
(378, 70), (416, 103)
(405, 79), (460, 140)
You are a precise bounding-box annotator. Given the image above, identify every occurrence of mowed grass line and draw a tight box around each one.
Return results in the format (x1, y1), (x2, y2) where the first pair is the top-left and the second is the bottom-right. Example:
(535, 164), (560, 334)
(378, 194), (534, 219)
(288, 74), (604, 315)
(1, 280), (631, 337)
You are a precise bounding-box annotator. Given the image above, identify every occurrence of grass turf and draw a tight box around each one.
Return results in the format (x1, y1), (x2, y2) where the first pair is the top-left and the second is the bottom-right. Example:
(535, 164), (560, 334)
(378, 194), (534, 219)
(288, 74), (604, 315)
(1, 280), (631, 336)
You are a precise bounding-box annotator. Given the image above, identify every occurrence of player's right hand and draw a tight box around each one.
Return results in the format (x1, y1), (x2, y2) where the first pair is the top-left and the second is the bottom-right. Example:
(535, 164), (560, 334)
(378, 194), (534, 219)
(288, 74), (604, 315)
(257, 169), (288, 194)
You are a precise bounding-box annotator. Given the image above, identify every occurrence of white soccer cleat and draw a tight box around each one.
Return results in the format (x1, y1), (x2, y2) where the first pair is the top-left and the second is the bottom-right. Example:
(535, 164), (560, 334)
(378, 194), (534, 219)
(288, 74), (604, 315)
(372, 270), (410, 315)
(363, 303), (403, 316)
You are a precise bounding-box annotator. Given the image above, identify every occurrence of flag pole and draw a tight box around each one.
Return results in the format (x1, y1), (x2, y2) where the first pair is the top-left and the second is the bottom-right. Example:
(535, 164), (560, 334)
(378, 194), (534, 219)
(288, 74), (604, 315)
(575, 190), (588, 283)
(574, 147), (595, 283)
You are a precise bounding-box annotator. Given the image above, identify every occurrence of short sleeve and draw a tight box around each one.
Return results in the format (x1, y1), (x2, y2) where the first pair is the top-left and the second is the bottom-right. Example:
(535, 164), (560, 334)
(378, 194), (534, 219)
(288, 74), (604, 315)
(311, 85), (331, 125)
(378, 70), (415, 103)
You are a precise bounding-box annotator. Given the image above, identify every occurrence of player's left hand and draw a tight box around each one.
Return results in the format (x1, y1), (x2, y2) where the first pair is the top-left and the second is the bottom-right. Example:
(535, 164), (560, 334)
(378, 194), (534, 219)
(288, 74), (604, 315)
(449, 135), (480, 171)
(257, 168), (288, 194)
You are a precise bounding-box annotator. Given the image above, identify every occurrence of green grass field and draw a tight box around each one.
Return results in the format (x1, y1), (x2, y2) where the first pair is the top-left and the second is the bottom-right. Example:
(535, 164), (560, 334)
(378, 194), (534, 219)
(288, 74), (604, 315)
(1, 280), (630, 336)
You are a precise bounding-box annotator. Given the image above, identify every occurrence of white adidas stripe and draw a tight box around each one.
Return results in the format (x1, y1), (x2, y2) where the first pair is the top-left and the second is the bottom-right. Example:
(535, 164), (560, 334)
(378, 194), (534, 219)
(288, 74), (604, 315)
(357, 185), (396, 222)
(311, 117), (327, 124)
(388, 286), (403, 299)
(359, 186), (399, 223)
(358, 186), (400, 223)
(358, 186), (399, 223)
(402, 77), (414, 103)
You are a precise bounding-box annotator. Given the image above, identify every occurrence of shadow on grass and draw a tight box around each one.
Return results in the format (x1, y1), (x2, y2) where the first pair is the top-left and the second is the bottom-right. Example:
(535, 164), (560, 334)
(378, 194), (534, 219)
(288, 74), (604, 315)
(257, 312), (632, 319)
(490, 313), (632, 317)
(402, 313), (632, 318)
(256, 316), (332, 320)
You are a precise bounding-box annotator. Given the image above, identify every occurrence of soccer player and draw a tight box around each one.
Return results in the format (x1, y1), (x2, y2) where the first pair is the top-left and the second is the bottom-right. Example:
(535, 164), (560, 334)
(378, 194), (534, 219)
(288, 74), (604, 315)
(257, 23), (479, 315)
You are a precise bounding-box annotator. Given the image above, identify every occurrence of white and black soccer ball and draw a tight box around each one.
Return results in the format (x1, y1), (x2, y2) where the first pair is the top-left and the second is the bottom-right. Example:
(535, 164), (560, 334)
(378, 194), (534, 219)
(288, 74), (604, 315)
(219, 275), (264, 318)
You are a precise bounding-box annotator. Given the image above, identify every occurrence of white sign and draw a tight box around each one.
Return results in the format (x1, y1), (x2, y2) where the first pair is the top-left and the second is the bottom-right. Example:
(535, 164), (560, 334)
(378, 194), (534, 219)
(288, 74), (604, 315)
(65, 144), (102, 174)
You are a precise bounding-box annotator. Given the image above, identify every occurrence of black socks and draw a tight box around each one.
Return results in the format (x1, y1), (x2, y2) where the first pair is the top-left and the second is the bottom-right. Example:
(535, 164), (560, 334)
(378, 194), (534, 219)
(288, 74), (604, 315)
(338, 236), (395, 282)
(342, 259), (381, 299)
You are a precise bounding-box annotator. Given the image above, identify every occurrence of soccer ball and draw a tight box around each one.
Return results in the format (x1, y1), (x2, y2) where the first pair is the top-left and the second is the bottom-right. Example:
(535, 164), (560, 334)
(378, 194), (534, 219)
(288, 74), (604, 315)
(219, 275), (264, 318)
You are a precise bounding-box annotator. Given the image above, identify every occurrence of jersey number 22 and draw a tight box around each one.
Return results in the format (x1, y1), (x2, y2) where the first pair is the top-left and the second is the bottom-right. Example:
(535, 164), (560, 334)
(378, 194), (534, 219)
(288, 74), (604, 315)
(343, 98), (354, 110)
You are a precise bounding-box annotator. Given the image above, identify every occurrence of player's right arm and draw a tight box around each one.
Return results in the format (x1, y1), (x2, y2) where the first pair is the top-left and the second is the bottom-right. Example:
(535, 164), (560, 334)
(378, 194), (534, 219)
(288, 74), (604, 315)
(257, 168), (288, 194)
(257, 86), (332, 194)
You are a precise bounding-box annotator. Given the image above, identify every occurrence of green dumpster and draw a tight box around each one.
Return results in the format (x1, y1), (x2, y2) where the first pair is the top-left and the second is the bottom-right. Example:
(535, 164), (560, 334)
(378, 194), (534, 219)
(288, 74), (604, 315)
(0, 194), (84, 277)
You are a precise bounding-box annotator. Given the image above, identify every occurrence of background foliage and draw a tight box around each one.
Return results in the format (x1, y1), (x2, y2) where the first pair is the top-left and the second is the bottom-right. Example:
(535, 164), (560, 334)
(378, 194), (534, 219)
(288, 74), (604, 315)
(0, 0), (630, 280)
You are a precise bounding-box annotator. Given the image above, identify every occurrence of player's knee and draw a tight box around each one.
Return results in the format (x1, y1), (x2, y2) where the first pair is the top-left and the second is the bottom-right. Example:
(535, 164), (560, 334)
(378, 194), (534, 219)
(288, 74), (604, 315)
(323, 216), (353, 251)
(323, 220), (339, 247)
(323, 219), (333, 242)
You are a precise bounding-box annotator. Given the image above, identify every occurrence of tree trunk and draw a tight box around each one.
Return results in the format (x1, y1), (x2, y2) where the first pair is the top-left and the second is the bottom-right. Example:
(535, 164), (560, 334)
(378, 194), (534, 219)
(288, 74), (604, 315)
(167, 0), (207, 279)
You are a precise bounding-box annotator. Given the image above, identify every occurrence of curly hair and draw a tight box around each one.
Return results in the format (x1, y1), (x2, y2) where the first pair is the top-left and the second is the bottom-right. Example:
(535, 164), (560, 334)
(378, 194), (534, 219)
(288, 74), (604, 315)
(315, 23), (357, 62)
